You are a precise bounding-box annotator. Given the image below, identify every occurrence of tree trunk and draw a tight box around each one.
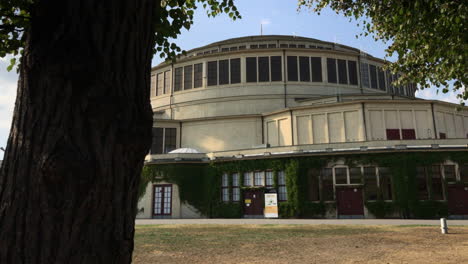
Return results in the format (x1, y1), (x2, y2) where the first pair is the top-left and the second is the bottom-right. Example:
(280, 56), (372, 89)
(0, 0), (157, 263)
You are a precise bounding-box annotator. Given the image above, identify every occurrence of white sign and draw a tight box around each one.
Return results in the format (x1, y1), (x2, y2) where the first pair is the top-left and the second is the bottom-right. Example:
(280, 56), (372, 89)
(264, 193), (278, 218)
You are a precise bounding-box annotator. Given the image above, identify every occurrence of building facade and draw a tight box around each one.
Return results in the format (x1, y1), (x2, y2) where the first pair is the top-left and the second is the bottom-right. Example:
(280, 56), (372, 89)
(137, 35), (468, 219)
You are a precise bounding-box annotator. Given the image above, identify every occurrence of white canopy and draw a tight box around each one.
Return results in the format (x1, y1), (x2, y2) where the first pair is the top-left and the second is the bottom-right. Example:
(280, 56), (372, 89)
(168, 148), (202, 154)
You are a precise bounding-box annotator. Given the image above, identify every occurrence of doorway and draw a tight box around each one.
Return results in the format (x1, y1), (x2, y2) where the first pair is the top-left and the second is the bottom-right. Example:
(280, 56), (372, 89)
(153, 184), (172, 217)
(243, 189), (264, 217)
(336, 187), (364, 218)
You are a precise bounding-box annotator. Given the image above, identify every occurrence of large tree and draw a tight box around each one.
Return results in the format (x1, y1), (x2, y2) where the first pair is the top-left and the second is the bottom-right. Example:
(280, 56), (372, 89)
(0, 0), (239, 263)
(299, 0), (467, 103)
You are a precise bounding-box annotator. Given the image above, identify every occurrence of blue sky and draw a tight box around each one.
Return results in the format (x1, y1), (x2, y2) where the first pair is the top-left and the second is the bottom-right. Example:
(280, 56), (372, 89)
(0, 0), (464, 159)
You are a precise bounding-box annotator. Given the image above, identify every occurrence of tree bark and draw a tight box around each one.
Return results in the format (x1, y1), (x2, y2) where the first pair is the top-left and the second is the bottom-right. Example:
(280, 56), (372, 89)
(0, 0), (157, 263)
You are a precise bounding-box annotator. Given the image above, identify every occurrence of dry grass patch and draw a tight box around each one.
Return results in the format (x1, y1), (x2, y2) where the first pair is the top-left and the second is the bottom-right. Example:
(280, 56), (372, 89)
(133, 224), (468, 264)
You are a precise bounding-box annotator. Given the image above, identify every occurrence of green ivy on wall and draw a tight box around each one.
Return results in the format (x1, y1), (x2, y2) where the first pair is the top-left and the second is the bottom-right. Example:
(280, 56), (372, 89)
(140, 151), (468, 219)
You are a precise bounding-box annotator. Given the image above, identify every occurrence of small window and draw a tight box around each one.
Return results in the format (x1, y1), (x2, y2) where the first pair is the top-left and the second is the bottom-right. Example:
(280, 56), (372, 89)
(184, 65), (193, 90)
(151, 128), (164, 154)
(150, 75), (156, 97)
(289, 44), (297, 48)
(430, 165), (444, 200)
(311, 57), (322, 82)
(278, 171), (287, 201)
(265, 171), (274, 187)
(193, 63), (203, 88)
(270, 56), (282, 82)
(416, 167), (429, 200)
(287, 56), (298, 81)
(268, 44), (276, 48)
(378, 67), (386, 91)
(327, 58), (337, 83)
(299, 56), (310, 82)
(238, 45), (246, 50)
(164, 70), (171, 94)
(232, 173), (240, 202)
(174, 67), (183, 92)
(369, 64), (378, 89)
(164, 128), (177, 153)
(246, 57), (257, 83)
(258, 44), (267, 49)
(379, 167), (393, 200)
(298, 44), (306, 48)
(207, 61), (218, 86)
(349, 167), (362, 184)
(348, 61), (358, 85)
(254, 171), (265, 186)
(243, 172), (253, 186)
(218, 59), (229, 85)
(337, 59), (347, 84)
(250, 44), (258, 49)
(360, 63), (369, 88)
(335, 167), (347, 184)
(258, 57), (270, 82)
(230, 58), (241, 84)
(279, 44), (288, 48)
(229, 47), (238, 51)
(443, 165), (456, 182)
(222, 173), (229, 202)
(402, 129), (416, 140)
(386, 129), (401, 140)
(364, 167), (378, 200)
(156, 73), (164, 96)
(321, 168), (334, 201)
(439, 133), (447, 139)
(221, 47), (229, 52)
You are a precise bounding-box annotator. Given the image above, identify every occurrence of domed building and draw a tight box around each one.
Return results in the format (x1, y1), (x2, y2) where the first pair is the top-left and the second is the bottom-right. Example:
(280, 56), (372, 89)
(137, 35), (468, 219)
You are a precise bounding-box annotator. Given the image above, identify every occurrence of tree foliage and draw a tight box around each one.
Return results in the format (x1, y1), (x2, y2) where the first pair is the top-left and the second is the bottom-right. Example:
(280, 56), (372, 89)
(0, 0), (241, 67)
(299, 0), (467, 103)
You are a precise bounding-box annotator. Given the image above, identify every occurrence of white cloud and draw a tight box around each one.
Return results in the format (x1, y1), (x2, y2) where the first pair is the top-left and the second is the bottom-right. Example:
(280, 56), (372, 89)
(415, 87), (464, 104)
(0, 58), (18, 158)
(260, 18), (271, 25)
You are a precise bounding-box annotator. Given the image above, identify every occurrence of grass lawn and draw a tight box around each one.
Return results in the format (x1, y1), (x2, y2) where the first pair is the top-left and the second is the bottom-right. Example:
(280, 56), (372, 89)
(133, 224), (468, 264)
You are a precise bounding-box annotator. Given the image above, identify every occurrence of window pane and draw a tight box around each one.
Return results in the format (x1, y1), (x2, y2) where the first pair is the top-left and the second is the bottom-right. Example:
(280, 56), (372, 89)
(278, 186), (287, 201)
(402, 129), (416, 140)
(443, 165), (456, 182)
(461, 165), (468, 182)
(270, 56), (282, 81)
(174, 67), (183, 92)
(164, 128), (177, 153)
(258, 57), (270, 82)
(386, 129), (401, 140)
(151, 128), (164, 154)
(246, 57), (257, 82)
(349, 167), (362, 184)
(430, 166), (444, 200)
(378, 67), (386, 91)
(348, 61), (358, 85)
(150, 75), (156, 97)
(311, 57), (322, 82)
(244, 172), (253, 186)
(184, 65), (192, 90)
(278, 171), (286, 185)
(369, 64), (378, 89)
(265, 171), (274, 186)
(327, 58), (337, 83)
(230, 58), (241, 84)
(335, 168), (347, 184)
(222, 173), (229, 187)
(232, 187), (240, 202)
(156, 73), (164, 96)
(254, 171), (265, 186)
(193, 63), (203, 88)
(308, 169), (320, 201)
(379, 167), (393, 200)
(164, 71), (171, 94)
(416, 167), (428, 200)
(232, 173), (239, 187)
(287, 56), (298, 81)
(321, 168), (334, 201)
(207, 61), (217, 86)
(222, 188), (229, 202)
(218, 59), (229, 85)
(299, 56), (310, 82)
(360, 63), (369, 88)
(364, 167), (378, 200)
(337, 59), (347, 84)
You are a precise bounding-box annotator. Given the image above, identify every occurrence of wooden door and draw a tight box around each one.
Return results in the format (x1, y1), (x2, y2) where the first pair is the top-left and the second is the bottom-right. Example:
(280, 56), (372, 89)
(243, 189), (264, 216)
(336, 187), (364, 216)
(153, 184), (172, 216)
(448, 185), (468, 215)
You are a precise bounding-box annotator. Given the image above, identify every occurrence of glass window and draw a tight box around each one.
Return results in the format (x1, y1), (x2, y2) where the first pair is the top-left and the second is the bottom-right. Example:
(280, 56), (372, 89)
(156, 73), (164, 96)
(416, 167), (429, 200)
(222, 173), (229, 202)
(174, 67), (183, 92)
(348, 61), (358, 85)
(335, 167), (347, 184)
(243, 172), (253, 186)
(246, 57), (257, 82)
(218, 59), (229, 85)
(278, 171), (287, 201)
(402, 129), (416, 140)
(461, 164), (468, 182)
(265, 171), (274, 187)
(150, 75), (156, 97)
(379, 167), (393, 200)
(151, 127), (164, 154)
(360, 62), (369, 88)
(299, 56), (310, 82)
(386, 129), (401, 140)
(254, 171), (265, 186)
(430, 165), (444, 200)
(232, 173), (240, 202)
(270, 56), (282, 81)
(364, 167), (378, 200)
(230, 58), (241, 84)
(308, 169), (320, 201)
(311, 57), (322, 82)
(164, 70), (171, 94)
(349, 167), (362, 184)
(164, 128), (177, 153)
(207, 61), (217, 86)
(321, 168), (334, 201)
(193, 63), (203, 88)
(378, 67), (386, 91)
(222, 173), (229, 187)
(337, 59), (347, 84)
(258, 57), (270, 82)
(184, 65), (192, 90)
(327, 58), (337, 83)
(287, 56), (298, 81)
(443, 165), (456, 182)
(369, 64), (378, 89)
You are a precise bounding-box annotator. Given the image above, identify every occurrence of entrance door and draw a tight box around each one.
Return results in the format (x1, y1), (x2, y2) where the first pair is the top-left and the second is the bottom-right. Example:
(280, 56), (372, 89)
(336, 187), (364, 216)
(448, 185), (468, 215)
(243, 189), (264, 217)
(153, 184), (172, 217)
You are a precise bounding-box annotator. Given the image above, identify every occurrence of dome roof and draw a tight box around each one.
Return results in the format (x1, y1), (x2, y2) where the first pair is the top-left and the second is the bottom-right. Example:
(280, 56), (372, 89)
(168, 148), (203, 154)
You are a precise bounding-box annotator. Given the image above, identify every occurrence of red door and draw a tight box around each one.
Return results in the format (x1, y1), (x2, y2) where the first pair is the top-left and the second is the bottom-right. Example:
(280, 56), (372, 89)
(153, 184), (172, 216)
(243, 189), (264, 216)
(336, 187), (364, 216)
(448, 185), (468, 215)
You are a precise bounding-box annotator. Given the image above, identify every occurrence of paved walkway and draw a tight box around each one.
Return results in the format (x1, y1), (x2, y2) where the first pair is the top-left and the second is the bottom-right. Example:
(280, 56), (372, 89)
(136, 218), (468, 226)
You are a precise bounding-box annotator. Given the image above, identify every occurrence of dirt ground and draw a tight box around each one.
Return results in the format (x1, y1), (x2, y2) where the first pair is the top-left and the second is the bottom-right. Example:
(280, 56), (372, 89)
(133, 225), (468, 264)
